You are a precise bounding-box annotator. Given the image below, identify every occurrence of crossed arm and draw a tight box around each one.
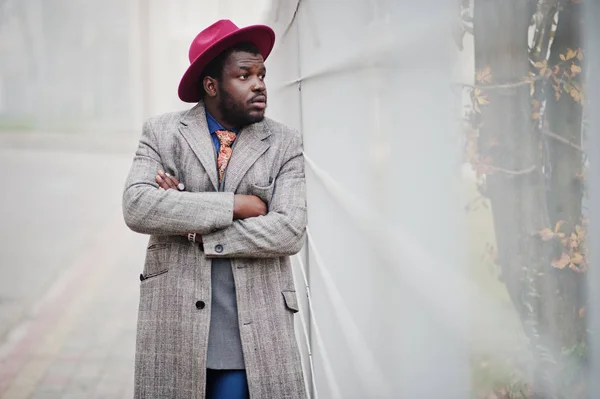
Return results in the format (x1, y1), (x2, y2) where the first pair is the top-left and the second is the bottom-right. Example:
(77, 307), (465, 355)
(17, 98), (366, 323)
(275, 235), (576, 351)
(122, 120), (307, 258)
(154, 170), (267, 227)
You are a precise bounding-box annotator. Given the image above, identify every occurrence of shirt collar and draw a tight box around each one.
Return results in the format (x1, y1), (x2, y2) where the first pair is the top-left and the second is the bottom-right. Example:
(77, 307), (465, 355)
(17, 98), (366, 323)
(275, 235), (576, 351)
(205, 110), (239, 135)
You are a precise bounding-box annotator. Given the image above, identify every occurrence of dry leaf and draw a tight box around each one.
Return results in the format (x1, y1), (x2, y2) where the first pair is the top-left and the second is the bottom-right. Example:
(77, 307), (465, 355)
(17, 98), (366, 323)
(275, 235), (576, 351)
(472, 88), (488, 111)
(571, 252), (584, 265)
(539, 228), (555, 241)
(576, 225), (585, 240)
(570, 87), (581, 103)
(552, 252), (570, 269)
(570, 233), (579, 248)
(476, 65), (493, 84)
(543, 67), (552, 78)
(570, 63), (582, 75)
(570, 264), (585, 273)
(554, 220), (565, 233)
(566, 48), (577, 60)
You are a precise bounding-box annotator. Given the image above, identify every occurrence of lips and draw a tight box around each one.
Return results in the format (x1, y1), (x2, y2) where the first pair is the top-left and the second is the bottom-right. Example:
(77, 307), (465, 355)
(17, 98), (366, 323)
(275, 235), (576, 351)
(250, 95), (267, 110)
(251, 94), (266, 102)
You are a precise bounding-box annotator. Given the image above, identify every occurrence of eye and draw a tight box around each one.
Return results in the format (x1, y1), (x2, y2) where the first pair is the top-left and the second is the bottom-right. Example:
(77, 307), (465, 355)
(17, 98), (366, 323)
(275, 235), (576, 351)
(259, 74), (266, 81)
(239, 74), (249, 80)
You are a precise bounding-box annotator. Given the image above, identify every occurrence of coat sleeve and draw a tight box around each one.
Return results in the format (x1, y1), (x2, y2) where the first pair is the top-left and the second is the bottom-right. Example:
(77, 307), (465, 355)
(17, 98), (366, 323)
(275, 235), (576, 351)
(202, 132), (307, 258)
(122, 119), (234, 236)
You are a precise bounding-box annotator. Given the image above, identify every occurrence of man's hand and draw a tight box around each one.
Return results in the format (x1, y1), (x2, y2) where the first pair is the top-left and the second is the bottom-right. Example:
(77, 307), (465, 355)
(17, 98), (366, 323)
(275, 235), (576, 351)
(156, 170), (184, 191)
(233, 194), (267, 220)
(155, 170), (201, 242)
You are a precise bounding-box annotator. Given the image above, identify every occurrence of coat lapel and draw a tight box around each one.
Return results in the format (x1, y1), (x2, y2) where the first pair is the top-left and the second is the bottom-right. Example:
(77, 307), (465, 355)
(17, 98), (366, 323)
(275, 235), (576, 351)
(178, 102), (219, 191)
(224, 119), (271, 193)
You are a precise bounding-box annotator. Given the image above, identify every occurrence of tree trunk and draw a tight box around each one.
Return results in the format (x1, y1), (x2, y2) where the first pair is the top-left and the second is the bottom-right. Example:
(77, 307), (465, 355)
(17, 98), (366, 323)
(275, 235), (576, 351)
(474, 0), (588, 396)
(473, 0), (556, 396)
(544, 1), (585, 350)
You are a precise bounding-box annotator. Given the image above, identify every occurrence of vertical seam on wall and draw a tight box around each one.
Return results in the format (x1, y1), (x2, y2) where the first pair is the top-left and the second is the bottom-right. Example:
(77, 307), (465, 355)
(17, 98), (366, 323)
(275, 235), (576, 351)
(294, 3), (314, 398)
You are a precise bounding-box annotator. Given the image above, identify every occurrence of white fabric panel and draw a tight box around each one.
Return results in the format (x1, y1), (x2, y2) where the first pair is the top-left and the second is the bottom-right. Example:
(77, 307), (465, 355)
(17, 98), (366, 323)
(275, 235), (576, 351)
(264, 1), (468, 397)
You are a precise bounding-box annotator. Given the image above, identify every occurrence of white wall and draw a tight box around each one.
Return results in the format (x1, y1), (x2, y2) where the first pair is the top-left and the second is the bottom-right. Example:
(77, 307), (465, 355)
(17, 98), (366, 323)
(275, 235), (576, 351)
(263, 1), (468, 397)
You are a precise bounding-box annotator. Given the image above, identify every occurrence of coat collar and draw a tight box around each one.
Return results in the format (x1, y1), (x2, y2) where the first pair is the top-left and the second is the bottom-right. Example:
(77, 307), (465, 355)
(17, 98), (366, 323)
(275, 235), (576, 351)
(178, 101), (272, 192)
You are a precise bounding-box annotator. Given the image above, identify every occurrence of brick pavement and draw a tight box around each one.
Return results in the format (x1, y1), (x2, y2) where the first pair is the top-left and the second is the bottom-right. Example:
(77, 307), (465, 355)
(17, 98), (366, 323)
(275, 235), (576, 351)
(0, 209), (147, 399)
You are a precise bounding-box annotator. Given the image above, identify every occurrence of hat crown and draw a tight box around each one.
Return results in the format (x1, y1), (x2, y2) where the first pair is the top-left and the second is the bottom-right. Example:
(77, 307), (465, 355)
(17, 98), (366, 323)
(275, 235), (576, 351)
(188, 19), (239, 63)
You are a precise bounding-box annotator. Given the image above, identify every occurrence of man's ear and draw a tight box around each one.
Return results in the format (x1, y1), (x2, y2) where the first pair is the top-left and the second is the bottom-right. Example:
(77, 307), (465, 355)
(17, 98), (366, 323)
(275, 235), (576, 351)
(203, 77), (218, 98)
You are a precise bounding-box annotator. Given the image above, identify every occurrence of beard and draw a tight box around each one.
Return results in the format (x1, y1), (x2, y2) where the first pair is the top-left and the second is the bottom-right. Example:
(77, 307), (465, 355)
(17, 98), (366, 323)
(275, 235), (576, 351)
(217, 87), (264, 128)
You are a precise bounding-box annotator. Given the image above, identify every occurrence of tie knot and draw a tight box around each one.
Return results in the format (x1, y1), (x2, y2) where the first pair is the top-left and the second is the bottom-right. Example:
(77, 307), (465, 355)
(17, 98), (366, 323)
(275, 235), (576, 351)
(215, 130), (237, 147)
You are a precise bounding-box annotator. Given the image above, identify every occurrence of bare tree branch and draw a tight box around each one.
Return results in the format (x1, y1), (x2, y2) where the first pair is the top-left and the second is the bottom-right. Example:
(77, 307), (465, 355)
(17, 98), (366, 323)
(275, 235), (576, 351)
(541, 129), (585, 153)
(453, 75), (544, 90)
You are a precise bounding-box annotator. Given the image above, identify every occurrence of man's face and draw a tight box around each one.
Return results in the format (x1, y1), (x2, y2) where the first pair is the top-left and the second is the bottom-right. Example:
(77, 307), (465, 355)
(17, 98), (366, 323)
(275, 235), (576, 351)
(216, 50), (267, 128)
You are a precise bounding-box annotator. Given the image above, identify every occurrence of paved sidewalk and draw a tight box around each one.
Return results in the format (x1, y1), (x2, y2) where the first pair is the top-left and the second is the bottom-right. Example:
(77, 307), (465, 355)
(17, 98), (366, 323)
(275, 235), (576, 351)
(0, 209), (146, 399)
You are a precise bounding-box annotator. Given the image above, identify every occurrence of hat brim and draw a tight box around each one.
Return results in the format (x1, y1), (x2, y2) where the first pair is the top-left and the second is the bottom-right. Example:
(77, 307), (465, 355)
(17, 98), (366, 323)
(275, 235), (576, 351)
(178, 25), (275, 103)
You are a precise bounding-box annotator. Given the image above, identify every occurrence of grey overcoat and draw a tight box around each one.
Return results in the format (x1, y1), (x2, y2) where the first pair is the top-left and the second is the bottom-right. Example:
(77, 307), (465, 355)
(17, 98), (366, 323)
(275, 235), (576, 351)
(122, 102), (307, 399)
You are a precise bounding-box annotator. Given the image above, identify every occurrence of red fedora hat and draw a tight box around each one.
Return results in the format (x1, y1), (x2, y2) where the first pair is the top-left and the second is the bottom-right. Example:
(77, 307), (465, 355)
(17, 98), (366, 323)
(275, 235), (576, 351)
(178, 19), (275, 103)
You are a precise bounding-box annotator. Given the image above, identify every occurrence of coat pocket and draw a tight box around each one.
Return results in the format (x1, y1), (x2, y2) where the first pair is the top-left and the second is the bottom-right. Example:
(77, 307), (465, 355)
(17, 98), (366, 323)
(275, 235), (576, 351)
(141, 243), (170, 282)
(139, 269), (167, 282)
(282, 290), (299, 313)
(249, 181), (275, 204)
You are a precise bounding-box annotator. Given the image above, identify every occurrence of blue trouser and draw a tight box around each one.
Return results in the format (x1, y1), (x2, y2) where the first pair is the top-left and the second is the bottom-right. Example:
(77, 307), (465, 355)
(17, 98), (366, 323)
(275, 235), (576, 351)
(206, 369), (249, 399)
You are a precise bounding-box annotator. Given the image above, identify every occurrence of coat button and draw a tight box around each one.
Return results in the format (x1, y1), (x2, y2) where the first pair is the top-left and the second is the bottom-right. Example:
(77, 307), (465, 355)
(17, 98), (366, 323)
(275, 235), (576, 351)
(195, 300), (205, 310)
(215, 244), (223, 253)
(139, 274), (145, 282)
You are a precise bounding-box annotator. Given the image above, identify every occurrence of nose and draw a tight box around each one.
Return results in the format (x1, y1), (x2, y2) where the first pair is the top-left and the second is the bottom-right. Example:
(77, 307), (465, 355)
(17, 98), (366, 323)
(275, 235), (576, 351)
(252, 77), (266, 92)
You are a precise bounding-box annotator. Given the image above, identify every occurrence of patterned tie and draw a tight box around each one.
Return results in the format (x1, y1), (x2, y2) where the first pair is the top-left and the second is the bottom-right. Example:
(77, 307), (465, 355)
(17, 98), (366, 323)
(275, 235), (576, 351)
(215, 130), (237, 183)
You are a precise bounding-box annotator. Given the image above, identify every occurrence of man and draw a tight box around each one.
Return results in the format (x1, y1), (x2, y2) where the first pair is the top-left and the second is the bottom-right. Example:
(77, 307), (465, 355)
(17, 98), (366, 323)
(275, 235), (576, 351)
(122, 19), (307, 399)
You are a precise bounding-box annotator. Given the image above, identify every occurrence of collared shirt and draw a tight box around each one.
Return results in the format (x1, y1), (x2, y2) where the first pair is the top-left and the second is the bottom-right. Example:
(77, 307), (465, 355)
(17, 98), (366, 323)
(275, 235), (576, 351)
(206, 110), (240, 155)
